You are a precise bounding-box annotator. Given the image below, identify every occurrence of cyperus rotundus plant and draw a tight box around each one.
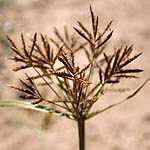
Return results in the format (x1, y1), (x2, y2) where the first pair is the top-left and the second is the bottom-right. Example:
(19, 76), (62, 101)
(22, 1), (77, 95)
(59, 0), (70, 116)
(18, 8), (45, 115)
(1, 6), (150, 150)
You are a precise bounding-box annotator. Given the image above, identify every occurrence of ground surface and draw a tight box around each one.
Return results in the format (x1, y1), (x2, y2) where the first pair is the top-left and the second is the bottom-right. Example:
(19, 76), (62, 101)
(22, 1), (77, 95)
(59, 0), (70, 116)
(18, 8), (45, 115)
(0, 0), (150, 150)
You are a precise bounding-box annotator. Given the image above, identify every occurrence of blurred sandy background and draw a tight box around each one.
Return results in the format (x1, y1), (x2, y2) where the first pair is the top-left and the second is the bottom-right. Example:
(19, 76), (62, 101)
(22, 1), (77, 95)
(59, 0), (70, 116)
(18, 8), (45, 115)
(0, 0), (150, 150)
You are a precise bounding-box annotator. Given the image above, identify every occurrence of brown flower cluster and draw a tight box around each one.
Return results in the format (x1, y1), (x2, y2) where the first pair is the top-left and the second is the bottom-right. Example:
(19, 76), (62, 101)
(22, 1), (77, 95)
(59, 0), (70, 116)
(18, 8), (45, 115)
(7, 6), (144, 121)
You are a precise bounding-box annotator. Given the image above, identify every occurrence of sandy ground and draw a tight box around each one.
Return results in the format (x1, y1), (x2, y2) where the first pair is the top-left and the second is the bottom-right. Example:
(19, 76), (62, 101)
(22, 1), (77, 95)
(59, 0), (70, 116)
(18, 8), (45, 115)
(0, 0), (150, 150)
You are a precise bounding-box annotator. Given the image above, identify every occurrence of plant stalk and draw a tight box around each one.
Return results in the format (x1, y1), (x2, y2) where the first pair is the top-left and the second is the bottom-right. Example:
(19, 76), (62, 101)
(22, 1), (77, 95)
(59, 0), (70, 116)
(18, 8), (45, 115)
(77, 119), (85, 150)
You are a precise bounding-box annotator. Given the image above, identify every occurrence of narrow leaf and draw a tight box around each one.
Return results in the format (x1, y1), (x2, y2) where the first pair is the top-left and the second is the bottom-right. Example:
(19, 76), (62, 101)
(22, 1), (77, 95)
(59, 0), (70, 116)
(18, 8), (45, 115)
(86, 76), (150, 119)
(0, 100), (75, 120)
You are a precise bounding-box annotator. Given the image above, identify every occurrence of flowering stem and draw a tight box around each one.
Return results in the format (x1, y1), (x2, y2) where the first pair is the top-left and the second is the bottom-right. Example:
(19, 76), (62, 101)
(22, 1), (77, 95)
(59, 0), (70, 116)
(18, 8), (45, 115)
(77, 119), (85, 150)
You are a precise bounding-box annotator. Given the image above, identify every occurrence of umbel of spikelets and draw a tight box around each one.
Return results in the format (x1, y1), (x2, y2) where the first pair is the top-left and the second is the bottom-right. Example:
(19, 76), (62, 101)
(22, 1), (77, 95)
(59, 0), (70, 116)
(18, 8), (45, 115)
(7, 6), (147, 121)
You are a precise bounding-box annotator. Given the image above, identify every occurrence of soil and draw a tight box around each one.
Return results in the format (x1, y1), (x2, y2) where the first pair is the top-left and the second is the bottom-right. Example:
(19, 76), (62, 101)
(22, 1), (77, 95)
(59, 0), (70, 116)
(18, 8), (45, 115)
(0, 0), (150, 150)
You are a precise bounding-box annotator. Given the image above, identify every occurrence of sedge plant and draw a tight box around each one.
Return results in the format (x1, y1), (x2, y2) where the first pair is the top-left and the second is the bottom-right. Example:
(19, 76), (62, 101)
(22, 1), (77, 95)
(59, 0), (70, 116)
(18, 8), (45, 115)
(0, 6), (150, 150)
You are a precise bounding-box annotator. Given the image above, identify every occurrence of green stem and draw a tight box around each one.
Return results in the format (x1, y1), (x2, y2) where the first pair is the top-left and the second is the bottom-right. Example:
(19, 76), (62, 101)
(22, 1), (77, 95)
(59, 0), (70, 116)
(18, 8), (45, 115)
(77, 119), (85, 150)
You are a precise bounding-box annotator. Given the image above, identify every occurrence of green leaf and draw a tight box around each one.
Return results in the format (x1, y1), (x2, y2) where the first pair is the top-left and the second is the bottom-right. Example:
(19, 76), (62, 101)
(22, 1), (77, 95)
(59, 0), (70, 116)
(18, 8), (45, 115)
(86, 77), (150, 119)
(0, 100), (76, 120)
